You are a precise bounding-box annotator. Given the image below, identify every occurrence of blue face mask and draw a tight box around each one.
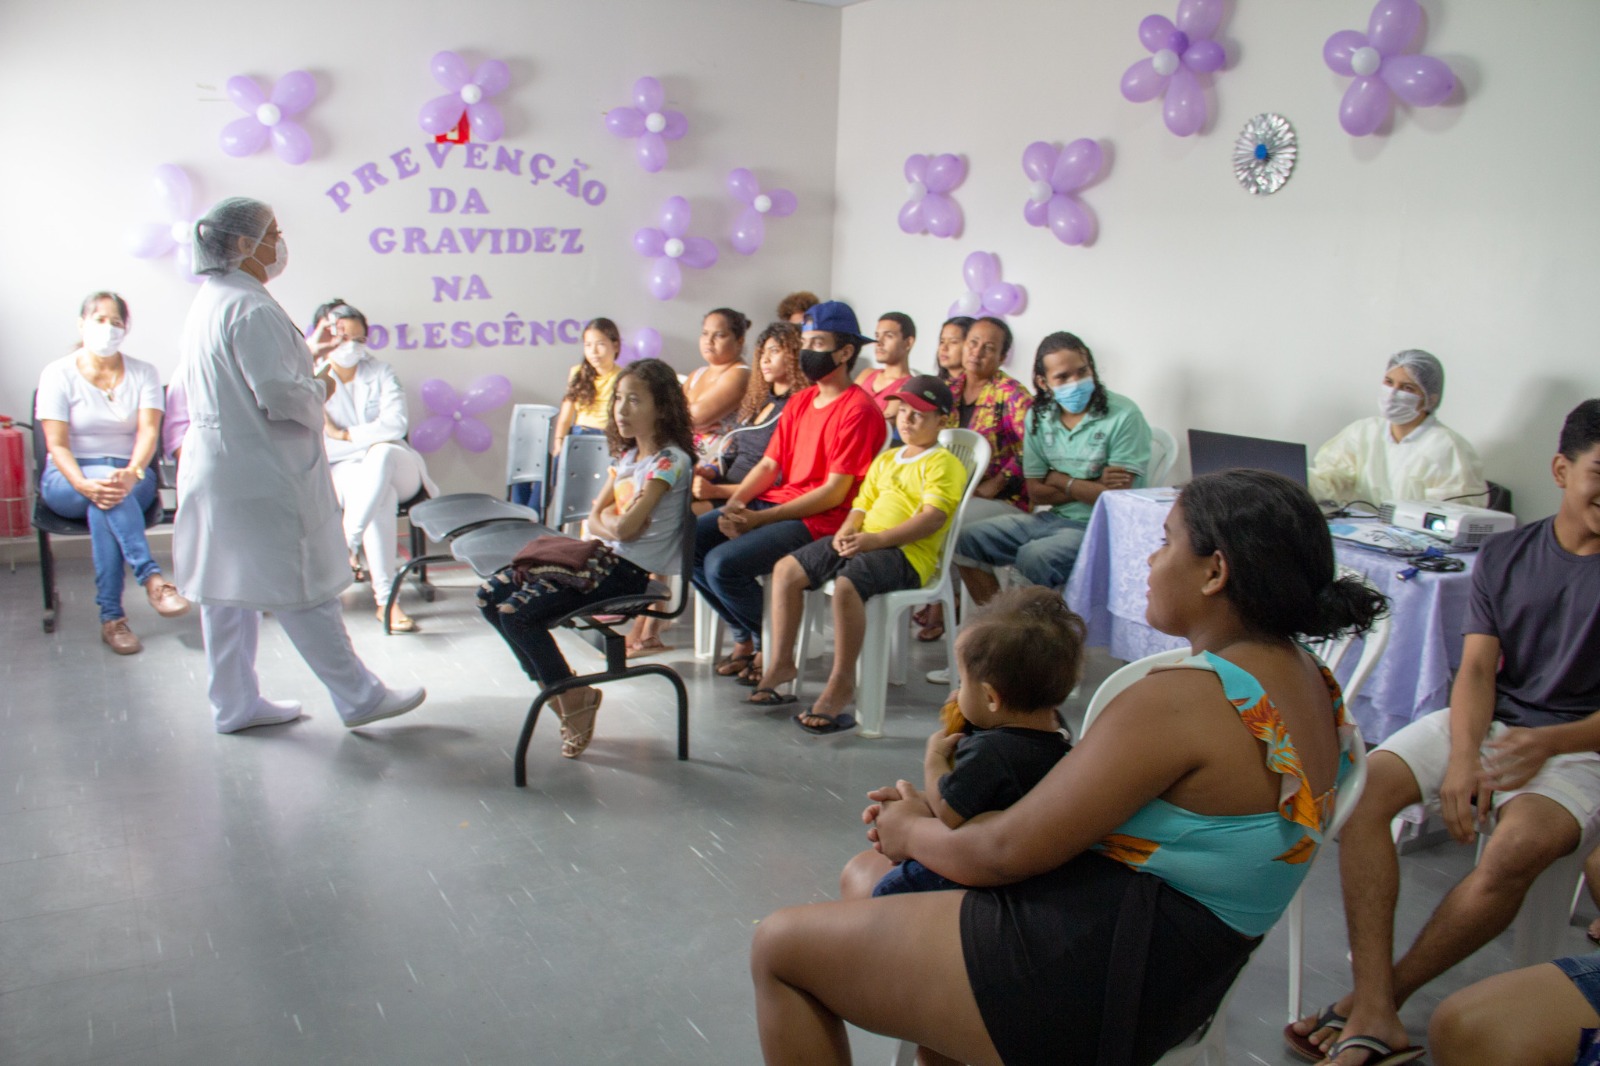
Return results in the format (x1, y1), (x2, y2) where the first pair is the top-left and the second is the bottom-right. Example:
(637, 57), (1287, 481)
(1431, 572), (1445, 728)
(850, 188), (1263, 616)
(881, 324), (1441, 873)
(1052, 378), (1095, 414)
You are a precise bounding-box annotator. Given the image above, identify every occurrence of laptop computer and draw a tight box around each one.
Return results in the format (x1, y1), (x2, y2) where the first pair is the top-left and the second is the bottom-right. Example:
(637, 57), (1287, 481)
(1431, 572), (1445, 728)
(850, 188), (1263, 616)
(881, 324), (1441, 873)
(1187, 429), (1309, 487)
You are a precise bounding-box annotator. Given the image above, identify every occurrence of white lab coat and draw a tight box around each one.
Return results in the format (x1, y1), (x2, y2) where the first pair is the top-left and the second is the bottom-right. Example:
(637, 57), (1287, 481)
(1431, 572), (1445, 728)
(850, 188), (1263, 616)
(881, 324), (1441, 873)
(173, 271), (349, 610)
(1309, 415), (1489, 506)
(322, 358), (438, 497)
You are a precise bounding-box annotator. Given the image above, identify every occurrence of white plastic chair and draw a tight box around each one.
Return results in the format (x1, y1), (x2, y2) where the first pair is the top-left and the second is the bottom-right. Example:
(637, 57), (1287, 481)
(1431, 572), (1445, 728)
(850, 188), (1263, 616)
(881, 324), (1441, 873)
(790, 429), (989, 738)
(1147, 425), (1179, 487)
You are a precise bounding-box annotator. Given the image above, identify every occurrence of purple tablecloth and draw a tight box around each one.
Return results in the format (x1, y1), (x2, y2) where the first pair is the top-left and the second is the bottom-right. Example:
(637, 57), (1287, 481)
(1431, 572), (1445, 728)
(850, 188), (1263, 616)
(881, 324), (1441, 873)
(1064, 489), (1475, 744)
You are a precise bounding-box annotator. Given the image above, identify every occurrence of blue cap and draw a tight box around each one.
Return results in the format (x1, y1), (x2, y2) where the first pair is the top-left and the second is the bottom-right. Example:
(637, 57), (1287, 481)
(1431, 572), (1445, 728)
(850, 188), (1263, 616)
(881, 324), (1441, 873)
(801, 300), (872, 354)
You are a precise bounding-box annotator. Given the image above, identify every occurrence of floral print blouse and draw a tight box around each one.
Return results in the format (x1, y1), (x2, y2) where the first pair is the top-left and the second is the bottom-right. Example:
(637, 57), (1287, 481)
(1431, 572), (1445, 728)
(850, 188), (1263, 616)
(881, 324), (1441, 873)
(948, 369), (1034, 510)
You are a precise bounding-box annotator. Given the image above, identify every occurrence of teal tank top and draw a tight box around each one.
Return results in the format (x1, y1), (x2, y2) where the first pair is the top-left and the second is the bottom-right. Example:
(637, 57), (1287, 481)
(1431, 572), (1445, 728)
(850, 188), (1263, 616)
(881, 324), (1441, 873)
(1090, 651), (1354, 936)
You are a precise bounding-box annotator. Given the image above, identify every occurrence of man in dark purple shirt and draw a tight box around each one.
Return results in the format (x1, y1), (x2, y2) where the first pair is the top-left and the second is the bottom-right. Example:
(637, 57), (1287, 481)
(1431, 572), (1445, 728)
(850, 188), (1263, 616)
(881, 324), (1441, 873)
(1289, 399), (1600, 1066)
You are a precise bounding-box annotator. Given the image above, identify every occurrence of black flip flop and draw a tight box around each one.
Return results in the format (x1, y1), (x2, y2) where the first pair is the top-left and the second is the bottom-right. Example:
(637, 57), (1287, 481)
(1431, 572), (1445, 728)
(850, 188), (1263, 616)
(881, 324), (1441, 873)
(714, 653), (754, 678)
(795, 711), (856, 735)
(746, 688), (797, 706)
(1284, 1004), (1348, 1063)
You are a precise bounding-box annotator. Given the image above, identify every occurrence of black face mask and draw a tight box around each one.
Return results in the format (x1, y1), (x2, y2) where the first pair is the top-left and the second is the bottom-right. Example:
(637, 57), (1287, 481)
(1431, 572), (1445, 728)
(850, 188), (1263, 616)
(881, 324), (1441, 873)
(799, 346), (841, 383)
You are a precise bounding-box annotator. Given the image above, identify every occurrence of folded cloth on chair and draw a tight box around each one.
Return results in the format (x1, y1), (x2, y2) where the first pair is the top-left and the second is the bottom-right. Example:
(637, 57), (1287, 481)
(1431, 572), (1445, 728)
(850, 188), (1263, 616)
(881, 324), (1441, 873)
(510, 536), (619, 595)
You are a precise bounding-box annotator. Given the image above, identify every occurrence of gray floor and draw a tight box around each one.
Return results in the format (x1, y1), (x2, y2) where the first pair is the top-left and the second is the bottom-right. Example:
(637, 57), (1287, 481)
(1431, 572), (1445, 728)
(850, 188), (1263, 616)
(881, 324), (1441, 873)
(1, 555), (1592, 1065)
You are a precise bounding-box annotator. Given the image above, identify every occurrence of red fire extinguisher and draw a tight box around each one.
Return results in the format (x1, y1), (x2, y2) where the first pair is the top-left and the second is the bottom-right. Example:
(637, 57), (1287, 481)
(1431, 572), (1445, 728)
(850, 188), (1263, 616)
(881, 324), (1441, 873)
(0, 416), (28, 537)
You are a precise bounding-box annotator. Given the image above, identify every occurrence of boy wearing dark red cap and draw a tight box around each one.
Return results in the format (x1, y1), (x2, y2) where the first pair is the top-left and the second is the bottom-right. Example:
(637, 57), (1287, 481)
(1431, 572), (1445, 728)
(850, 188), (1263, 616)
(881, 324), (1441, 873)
(753, 375), (970, 734)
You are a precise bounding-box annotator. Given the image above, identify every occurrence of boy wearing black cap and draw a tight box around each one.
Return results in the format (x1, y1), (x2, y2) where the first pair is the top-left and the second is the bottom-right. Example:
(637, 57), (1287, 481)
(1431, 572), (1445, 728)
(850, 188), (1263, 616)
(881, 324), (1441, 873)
(754, 375), (970, 734)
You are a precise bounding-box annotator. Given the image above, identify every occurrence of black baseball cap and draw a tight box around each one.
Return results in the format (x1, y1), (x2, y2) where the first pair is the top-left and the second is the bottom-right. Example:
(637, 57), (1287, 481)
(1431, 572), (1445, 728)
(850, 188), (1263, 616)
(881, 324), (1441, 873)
(897, 374), (954, 415)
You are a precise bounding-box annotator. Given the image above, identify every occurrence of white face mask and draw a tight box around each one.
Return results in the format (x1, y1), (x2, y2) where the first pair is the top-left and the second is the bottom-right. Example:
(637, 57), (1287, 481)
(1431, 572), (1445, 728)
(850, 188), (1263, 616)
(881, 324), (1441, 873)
(1378, 384), (1424, 425)
(252, 235), (288, 281)
(330, 339), (366, 369)
(82, 321), (125, 357)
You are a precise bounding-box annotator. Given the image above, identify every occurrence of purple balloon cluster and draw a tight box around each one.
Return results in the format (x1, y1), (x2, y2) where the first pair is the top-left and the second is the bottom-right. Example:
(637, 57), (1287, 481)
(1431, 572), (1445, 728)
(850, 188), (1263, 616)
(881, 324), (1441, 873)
(126, 165), (203, 282)
(1119, 0), (1226, 138)
(634, 197), (718, 301)
(1021, 140), (1103, 247)
(625, 327), (663, 365)
(898, 154), (965, 239)
(605, 77), (687, 174)
(418, 51), (510, 142)
(950, 253), (1024, 319)
(220, 71), (317, 165)
(412, 376), (512, 454)
(1325, 0), (1456, 137)
(727, 168), (797, 256)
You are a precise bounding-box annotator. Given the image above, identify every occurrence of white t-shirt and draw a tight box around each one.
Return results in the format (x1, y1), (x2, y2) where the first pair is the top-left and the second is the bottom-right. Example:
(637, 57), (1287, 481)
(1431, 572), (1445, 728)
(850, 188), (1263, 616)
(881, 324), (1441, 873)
(35, 352), (165, 460)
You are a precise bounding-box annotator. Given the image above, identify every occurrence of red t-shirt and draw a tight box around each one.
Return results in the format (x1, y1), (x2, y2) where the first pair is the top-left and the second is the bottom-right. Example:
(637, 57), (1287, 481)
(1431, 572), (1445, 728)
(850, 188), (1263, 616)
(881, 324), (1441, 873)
(760, 383), (887, 539)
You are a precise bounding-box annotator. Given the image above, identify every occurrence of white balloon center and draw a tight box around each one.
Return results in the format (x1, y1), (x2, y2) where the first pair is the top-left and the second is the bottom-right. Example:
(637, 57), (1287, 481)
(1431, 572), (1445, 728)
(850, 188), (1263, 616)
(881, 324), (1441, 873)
(1351, 46), (1382, 77)
(460, 84), (484, 105)
(906, 180), (927, 202)
(645, 111), (667, 134)
(753, 194), (773, 214)
(452, 411), (463, 422)
(1152, 48), (1180, 77)
(1029, 180), (1053, 205)
(170, 220), (190, 242)
(663, 238), (686, 259)
(255, 103), (282, 127)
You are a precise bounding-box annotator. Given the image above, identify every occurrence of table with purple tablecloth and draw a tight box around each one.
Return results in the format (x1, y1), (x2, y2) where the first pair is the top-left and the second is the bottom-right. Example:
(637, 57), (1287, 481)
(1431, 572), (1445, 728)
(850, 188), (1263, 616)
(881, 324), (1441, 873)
(1063, 488), (1476, 744)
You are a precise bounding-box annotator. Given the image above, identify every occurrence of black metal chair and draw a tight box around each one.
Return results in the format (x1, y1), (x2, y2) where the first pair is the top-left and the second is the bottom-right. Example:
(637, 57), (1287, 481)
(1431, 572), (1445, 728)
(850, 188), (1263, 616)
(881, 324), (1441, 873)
(383, 493), (542, 633)
(26, 393), (168, 633)
(450, 491), (696, 786)
(1486, 480), (1513, 513)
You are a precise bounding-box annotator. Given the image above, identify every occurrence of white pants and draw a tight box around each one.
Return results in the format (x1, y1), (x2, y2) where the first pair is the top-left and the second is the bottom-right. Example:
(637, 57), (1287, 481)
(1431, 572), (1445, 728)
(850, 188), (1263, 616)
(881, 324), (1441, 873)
(200, 600), (387, 733)
(330, 444), (425, 607)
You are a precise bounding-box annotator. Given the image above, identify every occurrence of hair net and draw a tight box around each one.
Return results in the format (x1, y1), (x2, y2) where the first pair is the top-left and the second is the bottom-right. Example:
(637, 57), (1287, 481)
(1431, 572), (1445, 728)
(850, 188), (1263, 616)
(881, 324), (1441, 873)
(192, 197), (274, 276)
(1386, 349), (1445, 410)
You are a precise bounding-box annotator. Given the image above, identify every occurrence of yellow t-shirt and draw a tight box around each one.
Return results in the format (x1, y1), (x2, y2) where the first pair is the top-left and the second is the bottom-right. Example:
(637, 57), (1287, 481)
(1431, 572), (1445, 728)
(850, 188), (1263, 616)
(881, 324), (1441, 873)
(851, 444), (968, 584)
(570, 364), (621, 429)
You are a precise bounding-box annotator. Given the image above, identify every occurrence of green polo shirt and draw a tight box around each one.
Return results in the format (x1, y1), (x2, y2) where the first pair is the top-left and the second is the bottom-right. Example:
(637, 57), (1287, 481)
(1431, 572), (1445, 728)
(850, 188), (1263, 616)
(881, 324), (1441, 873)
(1022, 389), (1152, 520)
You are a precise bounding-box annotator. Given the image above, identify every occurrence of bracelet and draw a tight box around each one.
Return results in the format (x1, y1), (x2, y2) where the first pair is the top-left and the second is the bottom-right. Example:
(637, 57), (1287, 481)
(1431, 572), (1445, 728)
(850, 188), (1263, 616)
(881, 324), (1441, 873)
(1065, 476), (1076, 498)
(131, 465), (145, 481)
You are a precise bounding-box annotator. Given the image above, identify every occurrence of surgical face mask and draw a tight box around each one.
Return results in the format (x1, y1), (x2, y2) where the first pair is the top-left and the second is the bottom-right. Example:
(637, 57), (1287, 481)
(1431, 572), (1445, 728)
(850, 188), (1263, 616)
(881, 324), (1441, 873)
(82, 321), (125, 358)
(330, 339), (366, 369)
(1052, 378), (1095, 415)
(799, 346), (841, 383)
(1378, 384), (1423, 424)
(252, 236), (288, 281)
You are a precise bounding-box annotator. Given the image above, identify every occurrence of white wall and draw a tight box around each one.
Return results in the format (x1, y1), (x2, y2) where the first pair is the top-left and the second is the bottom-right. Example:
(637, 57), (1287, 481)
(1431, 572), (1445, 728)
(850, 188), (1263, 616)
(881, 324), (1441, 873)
(833, 0), (1599, 518)
(0, 0), (839, 499)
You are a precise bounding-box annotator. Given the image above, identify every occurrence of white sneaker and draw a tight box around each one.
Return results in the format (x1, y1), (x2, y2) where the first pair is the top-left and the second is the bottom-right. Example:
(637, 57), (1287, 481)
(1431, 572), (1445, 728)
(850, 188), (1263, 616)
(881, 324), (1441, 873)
(925, 668), (951, 685)
(218, 698), (303, 734)
(345, 685), (426, 728)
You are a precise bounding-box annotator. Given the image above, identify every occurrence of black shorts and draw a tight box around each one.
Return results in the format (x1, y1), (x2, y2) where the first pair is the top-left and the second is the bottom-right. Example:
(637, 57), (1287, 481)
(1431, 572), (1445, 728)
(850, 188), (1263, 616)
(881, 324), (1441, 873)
(787, 537), (922, 602)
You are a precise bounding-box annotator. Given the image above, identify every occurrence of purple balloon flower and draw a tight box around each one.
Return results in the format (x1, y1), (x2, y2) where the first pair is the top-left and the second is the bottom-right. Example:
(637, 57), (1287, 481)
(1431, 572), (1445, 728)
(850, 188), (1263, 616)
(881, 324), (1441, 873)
(419, 51), (510, 142)
(1324, 0), (1456, 137)
(625, 327), (662, 365)
(605, 77), (687, 174)
(1021, 140), (1104, 247)
(898, 153), (965, 239)
(219, 71), (317, 165)
(949, 253), (1025, 319)
(125, 164), (203, 282)
(1119, 0), (1228, 138)
(411, 375), (512, 454)
(727, 168), (798, 256)
(633, 197), (717, 302)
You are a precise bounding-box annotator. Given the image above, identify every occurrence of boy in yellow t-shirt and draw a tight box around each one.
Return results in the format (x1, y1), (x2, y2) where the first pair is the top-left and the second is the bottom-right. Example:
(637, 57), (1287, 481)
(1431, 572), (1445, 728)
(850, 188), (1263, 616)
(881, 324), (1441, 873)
(752, 376), (969, 734)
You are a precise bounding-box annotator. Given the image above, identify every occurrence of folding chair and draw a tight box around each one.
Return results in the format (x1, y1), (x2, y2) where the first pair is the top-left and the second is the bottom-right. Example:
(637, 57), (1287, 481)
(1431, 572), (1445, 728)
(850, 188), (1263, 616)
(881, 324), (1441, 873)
(450, 492), (696, 785)
(791, 429), (990, 737)
(1147, 425), (1179, 486)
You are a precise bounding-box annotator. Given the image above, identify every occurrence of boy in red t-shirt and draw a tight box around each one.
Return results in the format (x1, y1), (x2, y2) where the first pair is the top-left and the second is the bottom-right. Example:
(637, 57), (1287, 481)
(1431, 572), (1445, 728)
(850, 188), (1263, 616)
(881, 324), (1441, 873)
(691, 301), (887, 682)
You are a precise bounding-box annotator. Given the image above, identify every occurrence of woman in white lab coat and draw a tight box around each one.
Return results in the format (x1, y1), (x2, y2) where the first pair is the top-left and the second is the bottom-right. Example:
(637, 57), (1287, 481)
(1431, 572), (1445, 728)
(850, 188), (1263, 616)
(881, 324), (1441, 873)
(305, 299), (437, 633)
(1309, 349), (1489, 508)
(172, 196), (425, 734)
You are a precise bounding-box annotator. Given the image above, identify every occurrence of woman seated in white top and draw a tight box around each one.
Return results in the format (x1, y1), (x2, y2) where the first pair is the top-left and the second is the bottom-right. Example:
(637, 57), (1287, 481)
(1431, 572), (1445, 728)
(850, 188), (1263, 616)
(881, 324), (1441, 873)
(307, 299), (437, 632)
(1309, 348), (1489, 508)
(35, 292), (190, 655)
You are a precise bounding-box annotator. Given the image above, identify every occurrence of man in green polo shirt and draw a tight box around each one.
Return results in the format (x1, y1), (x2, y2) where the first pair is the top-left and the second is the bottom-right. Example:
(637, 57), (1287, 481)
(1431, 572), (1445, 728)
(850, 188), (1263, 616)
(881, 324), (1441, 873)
(955, 331), (1151, 604)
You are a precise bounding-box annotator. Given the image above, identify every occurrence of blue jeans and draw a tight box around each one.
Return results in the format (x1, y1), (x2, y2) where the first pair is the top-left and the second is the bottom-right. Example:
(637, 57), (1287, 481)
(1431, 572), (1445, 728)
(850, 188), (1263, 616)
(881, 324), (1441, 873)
(39, 458), (161, 622)
(955, 510), (1089, 590)
(690, 502), (813, 648)
(873, 859), (964, 896)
